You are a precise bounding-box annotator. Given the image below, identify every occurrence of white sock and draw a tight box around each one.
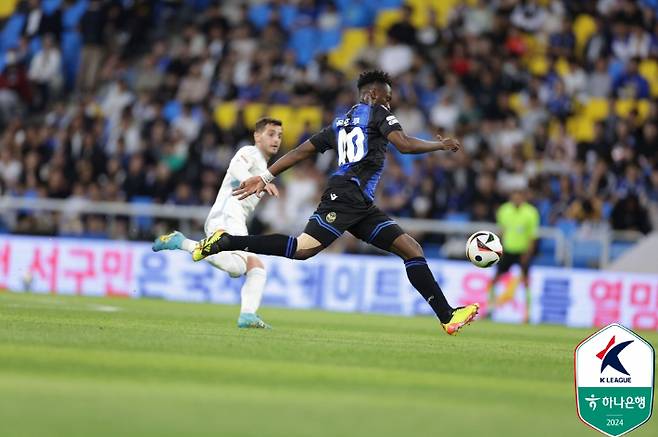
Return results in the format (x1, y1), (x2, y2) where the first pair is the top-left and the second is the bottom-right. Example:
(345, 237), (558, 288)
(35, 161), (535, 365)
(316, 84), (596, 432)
(240, 267), (266, 314)
(181, 238), (197, 253)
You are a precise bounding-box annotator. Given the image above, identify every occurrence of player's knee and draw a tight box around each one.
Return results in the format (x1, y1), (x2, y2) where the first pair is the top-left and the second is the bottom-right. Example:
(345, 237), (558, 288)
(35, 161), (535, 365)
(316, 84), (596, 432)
(293, 247), (321, 260)
(391, 234), (424, 259)
(246, 255), (264, 271)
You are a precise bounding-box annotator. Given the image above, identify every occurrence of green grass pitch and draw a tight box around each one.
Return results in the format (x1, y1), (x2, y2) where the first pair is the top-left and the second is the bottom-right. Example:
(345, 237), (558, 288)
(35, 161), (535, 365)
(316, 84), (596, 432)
(0, 292), (656, 437)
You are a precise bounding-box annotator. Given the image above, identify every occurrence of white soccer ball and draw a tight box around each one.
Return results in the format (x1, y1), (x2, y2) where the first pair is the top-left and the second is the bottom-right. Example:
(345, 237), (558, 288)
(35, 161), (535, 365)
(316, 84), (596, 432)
(466, 231), (503, 268)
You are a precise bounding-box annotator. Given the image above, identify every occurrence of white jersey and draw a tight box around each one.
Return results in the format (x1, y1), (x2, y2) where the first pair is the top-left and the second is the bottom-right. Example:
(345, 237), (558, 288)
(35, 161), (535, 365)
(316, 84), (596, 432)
(205, 145), (269, 237)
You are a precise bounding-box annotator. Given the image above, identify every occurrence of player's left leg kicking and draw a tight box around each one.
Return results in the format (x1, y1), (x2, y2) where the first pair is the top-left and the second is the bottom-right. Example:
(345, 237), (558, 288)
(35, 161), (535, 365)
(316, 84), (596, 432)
(193, 206), (479, 335)
(152, 229), (270, 329)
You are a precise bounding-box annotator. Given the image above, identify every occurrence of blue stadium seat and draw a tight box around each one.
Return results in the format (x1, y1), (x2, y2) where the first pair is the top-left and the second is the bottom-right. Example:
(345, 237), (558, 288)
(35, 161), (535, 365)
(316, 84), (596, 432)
(1, 13), (25, 53)
(318, 27), (342, 53)
(29, 36), (42, 57)
(248, 3), (270, 30)
(162, 100), (181, 122)
(339, 2), (375, 27)
(288, 26), (318, 66)
(610, 241), (634, 261)
(444, 212), (470, 222)
(42, 0), (62, 15)
(571, 239), (601, 268)
(534, 253), (558, 267)
(62, 0), (87, 30)
(555, 219), (578, 238)
(130, 196), (154, 232)
(538, 238), (556, 255)
(61, 30), (81, 89)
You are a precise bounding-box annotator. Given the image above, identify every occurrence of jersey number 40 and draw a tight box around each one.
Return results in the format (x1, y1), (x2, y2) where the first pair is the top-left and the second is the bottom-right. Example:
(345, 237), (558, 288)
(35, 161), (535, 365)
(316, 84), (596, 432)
(337, 127), (366, 166)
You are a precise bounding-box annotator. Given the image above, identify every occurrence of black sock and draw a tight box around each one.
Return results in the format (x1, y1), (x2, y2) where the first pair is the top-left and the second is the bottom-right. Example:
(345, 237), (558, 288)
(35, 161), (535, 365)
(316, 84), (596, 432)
(222, 234), (297, 259)
(404, 257), (454, 323)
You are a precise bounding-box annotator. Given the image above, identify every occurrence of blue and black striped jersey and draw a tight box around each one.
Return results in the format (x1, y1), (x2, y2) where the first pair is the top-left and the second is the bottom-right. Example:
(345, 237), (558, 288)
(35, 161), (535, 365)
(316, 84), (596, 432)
(309, 103), (402, 201)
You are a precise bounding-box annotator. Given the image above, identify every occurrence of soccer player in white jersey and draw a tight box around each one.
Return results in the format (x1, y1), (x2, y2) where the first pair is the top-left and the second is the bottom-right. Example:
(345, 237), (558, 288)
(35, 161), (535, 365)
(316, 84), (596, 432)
(152, 117), (283, 328)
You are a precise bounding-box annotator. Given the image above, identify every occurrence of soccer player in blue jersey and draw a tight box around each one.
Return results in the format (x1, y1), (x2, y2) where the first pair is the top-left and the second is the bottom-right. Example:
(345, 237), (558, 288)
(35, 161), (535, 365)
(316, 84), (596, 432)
(193, 70), (479, 335)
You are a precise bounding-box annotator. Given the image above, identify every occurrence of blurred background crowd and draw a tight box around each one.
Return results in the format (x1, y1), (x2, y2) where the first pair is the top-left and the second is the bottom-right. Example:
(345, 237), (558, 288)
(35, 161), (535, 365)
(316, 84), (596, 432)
(0, 0), (656, 261)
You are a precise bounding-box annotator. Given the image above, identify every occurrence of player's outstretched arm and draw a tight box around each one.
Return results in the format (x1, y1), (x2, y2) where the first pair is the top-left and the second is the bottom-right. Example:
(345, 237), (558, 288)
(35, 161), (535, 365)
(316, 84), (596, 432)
(233, 140), (317, 200)
(387, 131), (461, 155)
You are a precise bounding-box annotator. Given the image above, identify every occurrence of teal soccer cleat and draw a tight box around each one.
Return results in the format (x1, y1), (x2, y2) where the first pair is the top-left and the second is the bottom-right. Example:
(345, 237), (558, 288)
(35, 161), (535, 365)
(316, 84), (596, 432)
(152, 231), (185, 252)
(237, 313), (272, 329)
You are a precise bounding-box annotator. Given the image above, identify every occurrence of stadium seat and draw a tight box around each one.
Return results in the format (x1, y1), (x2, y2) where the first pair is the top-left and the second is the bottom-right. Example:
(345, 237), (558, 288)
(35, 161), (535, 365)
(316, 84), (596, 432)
(573, 14), (596, 55)
(639, 59), (658, 97)
(610, 241), (634, 261)
(248, 3), (271, 30)
(508, 93), (525, 114)
(61, 30), (81, 89)
(444, 212), (470, 222)
(243, 103), (266, 128)
(214, 102), (238, 129)
(0, 0), (18, 19)
(62, 0), (87, 30)
(130, 196), (154, 232)
(162, 100), (182, 122)
(42, 0), (62, 15)
(615, 99), (650, 121)
(582, 98), (609, 121)
(571, 239), (601, 268)
(534, 253), (559, 267)
(288, 26), (318, 66)
(374, 9), (402, 45)
(567, 115), (596, 142)
(318, 27), (343, 53)
(328, 28), (368, 71)
(0, 13), (25, 54)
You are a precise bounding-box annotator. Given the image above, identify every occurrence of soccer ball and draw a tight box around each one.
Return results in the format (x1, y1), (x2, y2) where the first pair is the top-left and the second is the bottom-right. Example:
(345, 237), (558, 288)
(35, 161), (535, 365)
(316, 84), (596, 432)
(466, 231), (503, 268)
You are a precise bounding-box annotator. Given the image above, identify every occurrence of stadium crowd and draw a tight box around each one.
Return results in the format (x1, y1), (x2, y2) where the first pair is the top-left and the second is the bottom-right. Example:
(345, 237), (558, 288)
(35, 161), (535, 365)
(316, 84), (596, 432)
(0, 0), (656, 253)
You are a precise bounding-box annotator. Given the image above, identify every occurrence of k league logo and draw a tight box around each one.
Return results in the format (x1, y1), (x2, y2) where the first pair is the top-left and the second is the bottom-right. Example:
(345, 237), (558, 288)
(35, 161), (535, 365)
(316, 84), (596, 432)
(575, 323), (655, 437)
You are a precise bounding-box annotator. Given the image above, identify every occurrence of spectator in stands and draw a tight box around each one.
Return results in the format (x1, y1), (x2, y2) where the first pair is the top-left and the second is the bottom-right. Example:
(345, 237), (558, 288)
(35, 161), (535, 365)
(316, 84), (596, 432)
(77, 0), (106, 92)
(388, 5), (417, 47)
(610, 192), (653, 234)
(22, 0), (62, 42)
(613, 58), (650, 99)
(28, 34), (61, 111)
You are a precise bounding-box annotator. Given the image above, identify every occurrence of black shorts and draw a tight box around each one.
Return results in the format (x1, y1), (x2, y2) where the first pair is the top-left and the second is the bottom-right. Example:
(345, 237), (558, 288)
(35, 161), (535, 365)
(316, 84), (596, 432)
(496, 252), (532, 275)
(303, 181), (404, 250)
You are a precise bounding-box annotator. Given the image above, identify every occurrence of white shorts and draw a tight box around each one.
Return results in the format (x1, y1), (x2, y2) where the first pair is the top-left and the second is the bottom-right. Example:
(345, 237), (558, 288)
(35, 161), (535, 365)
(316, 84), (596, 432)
(205, 214), (248, 237)
(204, 214), (251, 275)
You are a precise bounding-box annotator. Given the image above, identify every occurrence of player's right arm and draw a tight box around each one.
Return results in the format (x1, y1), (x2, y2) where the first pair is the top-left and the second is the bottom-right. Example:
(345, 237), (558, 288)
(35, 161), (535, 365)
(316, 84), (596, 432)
(374, 105), (460, 154)
(387, 131), (461, 154)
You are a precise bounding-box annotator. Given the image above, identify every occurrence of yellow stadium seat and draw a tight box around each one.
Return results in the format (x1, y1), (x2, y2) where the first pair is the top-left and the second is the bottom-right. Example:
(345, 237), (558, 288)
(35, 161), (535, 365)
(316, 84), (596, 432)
(567, 116), (596, 142)
(0, 0), (18, 19)
(243, 103), (266, 128)
(328, 28), (369, 71)
(508, 93), (525, 114)
(374, 9), (402, 46)
(214, 102), (238, 129)
(555, 57), (569, 76)
(639, 59), (658, 98)
(582, 98), (609, 121)
(615, 99), (650, 121)
(573, 14), (597, 55)
(406, 0), (459, 28)
(296, 106), (323, 130)
(528, 56), (549, 76)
